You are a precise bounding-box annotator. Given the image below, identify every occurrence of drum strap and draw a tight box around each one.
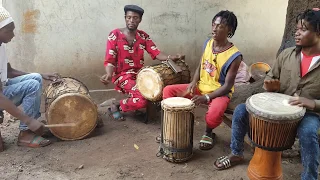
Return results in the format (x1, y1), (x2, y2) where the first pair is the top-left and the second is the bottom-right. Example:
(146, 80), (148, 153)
(248, 134), (293, 152)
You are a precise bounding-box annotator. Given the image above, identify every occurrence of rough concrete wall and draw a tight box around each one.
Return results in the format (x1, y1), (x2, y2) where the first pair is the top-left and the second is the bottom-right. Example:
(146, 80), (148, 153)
(3, 0), (287, 89)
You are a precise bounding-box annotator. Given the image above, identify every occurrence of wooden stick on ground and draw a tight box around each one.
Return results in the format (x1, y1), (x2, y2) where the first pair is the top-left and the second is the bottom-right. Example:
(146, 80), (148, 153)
(89, 89), (116, 93)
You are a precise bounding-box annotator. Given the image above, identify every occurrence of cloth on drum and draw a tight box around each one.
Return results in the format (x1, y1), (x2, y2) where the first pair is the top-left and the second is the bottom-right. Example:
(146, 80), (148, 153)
(163, 84), (230, 129)
(114, 73), (147, 112)
(234, 61), (250, 86)
(230, 103), (320, 180)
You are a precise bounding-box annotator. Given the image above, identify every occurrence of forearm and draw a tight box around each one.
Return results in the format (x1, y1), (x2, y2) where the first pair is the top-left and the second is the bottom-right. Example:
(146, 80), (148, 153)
(0, 93), (32, 125)
(7, 63), (28, 78)
(156, 52), (170, 61)
(314, 100), (320, 112)
(105, 65), (114, 76)
(191, 63), (201, 83)
(207, 84), (232, 99)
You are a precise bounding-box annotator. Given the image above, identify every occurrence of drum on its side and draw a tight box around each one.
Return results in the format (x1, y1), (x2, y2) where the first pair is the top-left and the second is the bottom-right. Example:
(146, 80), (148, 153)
(44, 77), (97, 140)
(158, 97), (195, 163)
(246, 92), (305, 180)
(137, 60), (190, 102)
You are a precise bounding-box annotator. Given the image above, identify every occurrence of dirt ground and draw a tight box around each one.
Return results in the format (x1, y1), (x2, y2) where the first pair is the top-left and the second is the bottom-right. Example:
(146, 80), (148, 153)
(0, 96), (304, 180)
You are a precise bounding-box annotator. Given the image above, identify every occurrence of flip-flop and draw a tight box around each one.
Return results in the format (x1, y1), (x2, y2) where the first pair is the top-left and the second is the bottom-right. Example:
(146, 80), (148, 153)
(17, 131), (52, 148)
(199, 133), (216, 150)
(108, 108), (125, 121)
(213, 155), (244, 170)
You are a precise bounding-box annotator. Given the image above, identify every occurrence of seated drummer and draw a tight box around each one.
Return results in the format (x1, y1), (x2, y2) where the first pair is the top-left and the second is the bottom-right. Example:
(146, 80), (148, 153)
(215, 9), (320, 180)
(100, 5), (182, 120)
(162, 10), (242, 150)
(0, 7), (59, 148)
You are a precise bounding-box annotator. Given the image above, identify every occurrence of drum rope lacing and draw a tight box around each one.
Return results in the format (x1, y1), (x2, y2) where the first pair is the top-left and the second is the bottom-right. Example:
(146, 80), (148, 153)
(44, 77), (90, 109)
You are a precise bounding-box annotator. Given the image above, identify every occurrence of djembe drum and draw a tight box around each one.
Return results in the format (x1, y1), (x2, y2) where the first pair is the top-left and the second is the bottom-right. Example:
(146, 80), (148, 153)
(158, 97), (195, 163)
(136, 60), (191, 102)
(246, 92), (305, 180)
(44, 77), (98, 140)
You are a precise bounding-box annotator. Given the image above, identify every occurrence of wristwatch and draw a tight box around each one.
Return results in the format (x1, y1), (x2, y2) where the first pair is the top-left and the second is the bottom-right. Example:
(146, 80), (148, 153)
(204, 94), (210, 103)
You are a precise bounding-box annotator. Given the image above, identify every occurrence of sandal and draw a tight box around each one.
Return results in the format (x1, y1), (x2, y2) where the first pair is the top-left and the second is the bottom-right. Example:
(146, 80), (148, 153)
(17, 130), (52, 148)
(199, 133), (216, 150)
(214, 155), (244, 170)
(108, 107), (125, 121)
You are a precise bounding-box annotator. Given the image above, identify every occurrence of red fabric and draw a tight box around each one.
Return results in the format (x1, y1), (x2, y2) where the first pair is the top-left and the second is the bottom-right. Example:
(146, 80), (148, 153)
(163, 84), (230, 129)
(114, 74), (147, 112)
(104, 29), (161, 83)
(301, 53), (315, 77)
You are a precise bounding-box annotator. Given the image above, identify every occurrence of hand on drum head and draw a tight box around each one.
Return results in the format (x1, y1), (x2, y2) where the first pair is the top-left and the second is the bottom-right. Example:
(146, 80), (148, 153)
(26, 120), (45, 136)
(289, 94), (316, 110)
(191, 95), (207, 105)
(100, 74), (112, 85)
(263, 79), (280, 92)
(41, 73), (61, 81)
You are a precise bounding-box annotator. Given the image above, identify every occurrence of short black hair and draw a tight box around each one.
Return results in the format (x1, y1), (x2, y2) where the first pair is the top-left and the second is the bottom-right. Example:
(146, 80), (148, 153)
(124, 5), (144, 18)
(296, 9), (320, 33)
(212, 10), (238, 38)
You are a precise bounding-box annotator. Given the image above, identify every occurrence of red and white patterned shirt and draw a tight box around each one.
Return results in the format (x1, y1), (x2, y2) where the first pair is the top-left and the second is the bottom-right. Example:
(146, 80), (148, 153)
(104, 29), (161, 81)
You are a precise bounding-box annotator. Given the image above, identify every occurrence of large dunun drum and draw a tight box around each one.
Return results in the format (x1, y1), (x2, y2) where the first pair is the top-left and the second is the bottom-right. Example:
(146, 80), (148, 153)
(44, 77), (98, 140)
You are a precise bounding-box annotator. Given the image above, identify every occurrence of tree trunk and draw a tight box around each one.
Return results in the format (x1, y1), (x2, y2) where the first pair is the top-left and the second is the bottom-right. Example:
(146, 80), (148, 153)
(277, 0), (320, 56)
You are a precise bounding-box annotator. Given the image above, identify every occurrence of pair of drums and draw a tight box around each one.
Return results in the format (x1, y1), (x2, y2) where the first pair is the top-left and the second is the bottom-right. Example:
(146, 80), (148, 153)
(160, 93), (305, 171)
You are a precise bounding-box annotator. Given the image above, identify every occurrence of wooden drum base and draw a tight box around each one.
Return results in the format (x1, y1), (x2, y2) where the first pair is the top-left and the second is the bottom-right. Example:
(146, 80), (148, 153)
(247, 147), (282, 180)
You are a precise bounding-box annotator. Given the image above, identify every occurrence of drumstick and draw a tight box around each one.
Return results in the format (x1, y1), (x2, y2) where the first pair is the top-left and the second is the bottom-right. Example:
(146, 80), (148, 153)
(44, 123), (76, 128)
(89, 89), (116, 93)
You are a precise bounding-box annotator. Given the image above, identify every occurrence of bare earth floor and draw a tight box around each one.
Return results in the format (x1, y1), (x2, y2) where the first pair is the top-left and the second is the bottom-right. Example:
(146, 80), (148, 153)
(0, 106), (304, 180)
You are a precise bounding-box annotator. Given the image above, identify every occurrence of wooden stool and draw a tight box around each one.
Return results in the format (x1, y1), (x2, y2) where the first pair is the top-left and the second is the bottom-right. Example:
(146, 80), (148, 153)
(145, 101), (161, 124)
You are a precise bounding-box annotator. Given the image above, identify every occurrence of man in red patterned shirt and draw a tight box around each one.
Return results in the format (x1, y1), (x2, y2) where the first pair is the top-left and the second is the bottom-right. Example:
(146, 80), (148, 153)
(101, 5), (182, 120)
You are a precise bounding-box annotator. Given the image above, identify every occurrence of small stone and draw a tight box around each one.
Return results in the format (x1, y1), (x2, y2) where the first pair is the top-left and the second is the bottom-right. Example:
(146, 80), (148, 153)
(76, 164), (84, 170)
